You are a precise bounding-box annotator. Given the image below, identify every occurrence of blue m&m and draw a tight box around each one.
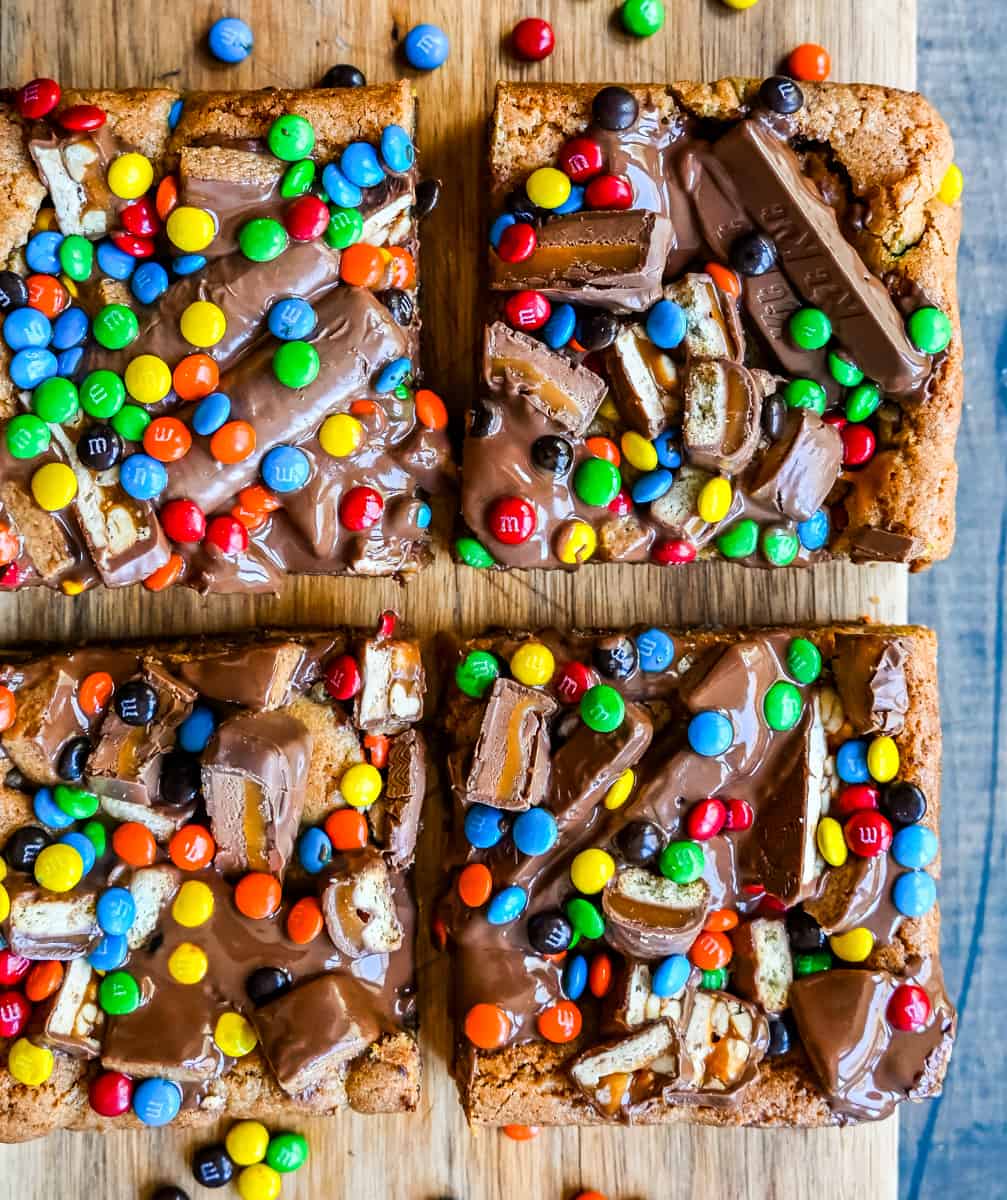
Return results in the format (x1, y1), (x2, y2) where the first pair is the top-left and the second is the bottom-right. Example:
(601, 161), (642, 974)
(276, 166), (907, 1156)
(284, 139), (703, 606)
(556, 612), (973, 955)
(172, 254), (206, 276)
(96, 240), (137, 280)
(653, 429), (682, 469)
(892, 824), (938, 869)
(52, 308), (89, 350)
(553, 184), (585, 214)
(375, 357), (411, 394)
(131, 261), (169, 304)
(542, 303), (577, 350)
(381, 125), (415, 173)
(119, 453), (168, 500)
(646, 299), (687, 349)
(562, 954), (588, 1000)
(57, 347), (84, 378)
(322, 164), (362, 209)
(487, 885), (527, 925)
(489, 213), (516, 249)
(688, 711), (733, 757)
(464, 803), (508, 849)
(59, 832), (96, 876)
(268, 297), (316, 341)
(836, 739), (871, 784)
(340, 143), (385, 189)
(512, 807), (558, 856)
(298, 827), (333, 874)
(133, 1077), (182, 1126)
(192, 391), (231, 436)
(631, 469), (674, 504)
(10, 348), (57, 390)
(261, 444), (310, 493)
(33, 787), (74, 830)
(168, 99), (184, 130)
(404, 23), (449, 69)
(178, 705), (216, 753)
(652, 953), (691, 997)
(25, 231), (63, 275)
(208, 16), (253, 63)
(97, 887), (136, 935)
(797, 508), (830, 551)
(636, 627), (674, 673)
(88, 933), (128, 971)
(3, 308), (51, 351)
(893, 870), (937, 917)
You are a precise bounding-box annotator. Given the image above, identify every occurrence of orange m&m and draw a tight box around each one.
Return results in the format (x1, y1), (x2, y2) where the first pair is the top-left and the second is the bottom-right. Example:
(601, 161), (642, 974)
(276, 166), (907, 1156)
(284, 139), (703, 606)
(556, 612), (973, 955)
(155, 175), (179, 220)
(537, 1000), (582, 1043)
(211, 420), (256, 464)
(112, 821), (157, 867)
(26, 273), (69, 318)
(502, 1125), (540, 1141)
(340, 243), (385, 288)
(457, 863), (493, 908)
(173, 353), (218, 401)
(386, 246), (416, 289)
(689, 929), (733, 971)
(585, 436), (620, 466)
(705, 261), (741, 298)
(144, 553), (184, 592)
(0, 524), (19, 565)
(143, 416), (192, 463)
(78, 671), (114, 717)
(415, 389), (448, 430)
(286, 896), (324, 945)
(788, 42), (831, 81)
(324, 808), (368, 852)
(168, 824), (216, 871)
(0, 685), (16, 733)
(234, 872), (282, 919)
(25, 960), (64, 1003)
(704, 908), (740, 933)
(588, 952), (612, 998)
(464, 1002), (512, 1050)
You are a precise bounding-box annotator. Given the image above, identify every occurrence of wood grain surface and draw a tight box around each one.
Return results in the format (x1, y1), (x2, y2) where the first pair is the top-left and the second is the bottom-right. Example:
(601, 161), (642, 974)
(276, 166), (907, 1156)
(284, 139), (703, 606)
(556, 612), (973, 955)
(0, 1), (918, 1197)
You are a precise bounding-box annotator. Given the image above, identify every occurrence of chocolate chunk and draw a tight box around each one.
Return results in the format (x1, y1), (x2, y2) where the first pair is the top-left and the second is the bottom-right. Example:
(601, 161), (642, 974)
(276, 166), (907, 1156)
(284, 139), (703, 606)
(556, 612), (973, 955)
(202, 711), (312, 876)
(602, 868), (711, 959)
(729, 918), (793, 1013)
(8, 890), (99, 960)
(714, 121), (930, 396)
(832, 634), (909, 735)
(849, 527), (922, 564)
(484, 321), (606, 438)
(745, 408), (842, 522)
(367, 729), (426, 870)
(252, 974), (381, 1096)
(87, 662), (197, 808)
(463, 678), (557, 811)
(682, 359), (762, 475)
(606, 324), (680, 440)
(177, 640), (307, 711)
(355, 637), (425, 734)
(321, 849), (403, 958)
(570, 1021), (680, 1119)
(490, 210), (673, 312)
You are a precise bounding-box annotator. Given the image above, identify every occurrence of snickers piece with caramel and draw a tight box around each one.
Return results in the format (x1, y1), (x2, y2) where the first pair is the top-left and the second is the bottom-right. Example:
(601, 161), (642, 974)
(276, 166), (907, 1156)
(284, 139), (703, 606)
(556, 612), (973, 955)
(461, 81), (960, 571)
(439, 623), (952, 1127)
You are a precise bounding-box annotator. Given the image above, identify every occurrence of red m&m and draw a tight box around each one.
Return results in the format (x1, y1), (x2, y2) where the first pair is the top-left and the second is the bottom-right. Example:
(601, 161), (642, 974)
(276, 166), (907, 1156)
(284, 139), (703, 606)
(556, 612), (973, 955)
(653, 538), (697, 565)
(841, 423), (876, 466)
(487, 495), (536, 544)
(205, 515), (249, 556)
(553, 660), (595, 704)
(120, 198), (161, 237)
(16, 78), (60, 119)
(887, 983), (932, 1032)
(585, 174), (633, 210)
(496, 222), (537, 264)
(111, 232), (155, 258)
(836, 784), (879, 816)
(284, 194), (330, 241)
(0, 950), (30, 986)
(0, 990), (30, 1038)
(723, 798), (754, 831)
(686, 797), (727, 841)
(844, 809), (893, 857)
(511, 17), (555, 61)
(88, 1070), (134, 1117)
(58, 103), (106, 131)
(558, 137), (604, 182)
(160, 499), (206, 543)
(504, 290), (550, 331)
(340, 485), (384, 530)
(324, 654), (362, 701)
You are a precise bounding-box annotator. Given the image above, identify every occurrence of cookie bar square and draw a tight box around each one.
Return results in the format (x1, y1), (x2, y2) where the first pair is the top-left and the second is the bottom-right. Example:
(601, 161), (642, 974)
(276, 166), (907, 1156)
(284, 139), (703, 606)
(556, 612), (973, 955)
(0, 617), (425, 1140)
(0, 82), (451, 594)
(459, 80), (961, 572)
(439, 624), (953, 1126)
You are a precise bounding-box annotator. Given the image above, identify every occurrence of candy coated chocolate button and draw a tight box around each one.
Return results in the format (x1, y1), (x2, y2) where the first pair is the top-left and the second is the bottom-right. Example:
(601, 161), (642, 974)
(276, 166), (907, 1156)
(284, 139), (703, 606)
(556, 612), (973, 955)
(4, 307), (51, 351)
(340, 762), (382, 809)
(403, 22), (449, 68)
(786, 909), (826, 954)
(585, 174), (632, 210)
(268, 113), (315, 162)
(225, 1121), (270, 1167)
(829, 927), (874, 962)
(893, 869), (937, 917)
(31, 376), (77, 425)
(659, 840), (704, 884)
(340, 141), (384, 188)
(844, 809), (893, 857)
(686, 797), (727, 841)
(542, 302), (577, 349)
(538, 1000), (582, 1043)
(785, 637), (821, 684)
(761, 524), (800, 567)
(528, 911), (573, 955)
(280, 159), (316, 199)
(172, 879), (215, 927)
(653, 954), (691, 998)
(688, 710), (732, 756)
(284, 194), (329, 241)
(592, 86), (638, 130)
(88, 934), (128, 971)
(16, 78), (60, 119)
(616, 820), (663, 864)
(592, 636), (637, 681)
(215, 1011), (258, 1057)
(570, 848), (615, 894)
(319, 412), (364, 457)
(816, 816), (848, 866)
(59, 831), (95, 874)
(789, 307), (831, 349)
(169, 942), (209, 984)
(99, 970), (140, 1014)
(97, 887), (136, 935)
(836, 738), (870, 783)
(867, 735), (900, 783)
(580, 684), (624, 732)
(34, 842), (83, 891)
(526, 167), (571, 211)
(887, 984), (931, 1032)
(464, 803), (508, 849)
(208, 16), (253, 61)
(0, 989), (29, 1038)
(602, 768), (634, 811)
(574, 457), (620, 507)
(562, 954), (588, 1000)
(297, 827), (333, 874)
(845, 382), (881, 423)
(239, 218), (288, 262)
(511, 16), (555, 60)
(729, 231), (777, 276)
(380, 123), (415, 173)
(107, 152), (153, 200)
(456, 649), (500, 698)
(621, 0), (665, 35)
(324, 653), (362, 700)
(133, 1077), (182, 1126)
(246, 965), (292, 1008)
(120, 453), (168, 500)
(88, 1070), (133, 1116)
(531, 434), (573, 476)
(166, 206), (216, 252)
(4, 826), (50, 873)
(841, 422), (876, 466)
(760, 75), (804, 114)
(192, 1145), (234, 1189)
(0, 951), (30, 986)
(907, 307), (952, 354)
(10, 346), (57, 390)
(6, 413), (49, 460)
(487, 495), (536, 545)
(8, 1038), (53, 1087)
(504, 289), (550, 331)
(835, 784), (879, 817)
(763, 680), (803, 731)
(261, 444), (310, 493)
(339, 485), (383, 530)
(487, 885), (528, 924)
(509, 641), (554, 686)
(265, 1131), (309, 1173)
(464, 1002), (511, 1049)
(882, 781), (927, 826)
(553, 660), (594, 704)
(497, 221), (537, 263)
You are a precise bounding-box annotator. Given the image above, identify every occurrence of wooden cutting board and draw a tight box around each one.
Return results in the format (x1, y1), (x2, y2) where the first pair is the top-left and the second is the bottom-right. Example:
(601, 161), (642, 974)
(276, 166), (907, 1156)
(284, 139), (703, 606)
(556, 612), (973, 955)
(0, 1), (916, 1196)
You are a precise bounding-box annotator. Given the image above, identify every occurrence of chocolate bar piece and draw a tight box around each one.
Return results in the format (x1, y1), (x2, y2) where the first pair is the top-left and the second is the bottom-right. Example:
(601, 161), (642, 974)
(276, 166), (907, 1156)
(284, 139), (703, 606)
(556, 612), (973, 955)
(464, 678), (557, 811)
(367, 729), (426, 870)
(322, 849), (404, 958)
(36, 958), (104, 1058)
(355, 637), (425, 734)
(442, 624), (951, 1127)
(176, 640), (307, 711)
(745, 408), (842, 523)
(490, 210), (674, 312)
(682, 359), (762, 475)
(202, 710), (312, 875)
(832, 633), (909, 735)
(7, 890), (99, 960)
(605, 325), (680, 440)
(664, 273), (744, 361)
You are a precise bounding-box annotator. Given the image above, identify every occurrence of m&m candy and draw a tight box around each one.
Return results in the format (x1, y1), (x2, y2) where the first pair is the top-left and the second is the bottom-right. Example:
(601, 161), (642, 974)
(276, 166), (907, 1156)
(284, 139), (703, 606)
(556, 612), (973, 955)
(227, 1120), (270, 1167)
(403, 23), (450, 70)
(8, 1038), (54, 1087)
(133, 1077), (182, 1126)
(208, 16), (253, 62)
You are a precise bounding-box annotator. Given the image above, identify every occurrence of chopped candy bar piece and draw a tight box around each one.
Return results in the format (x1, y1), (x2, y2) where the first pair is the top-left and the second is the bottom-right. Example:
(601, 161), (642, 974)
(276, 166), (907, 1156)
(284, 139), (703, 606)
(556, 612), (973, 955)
(602, 868), (710, 959)
(464, 678), (557, 812)
(8, 890), (99, 960)
(355, 637), (425, 734)
(322, 849), (403, 958)
(36, 958), (104, 1057)
(570, 1020), (680, 1117)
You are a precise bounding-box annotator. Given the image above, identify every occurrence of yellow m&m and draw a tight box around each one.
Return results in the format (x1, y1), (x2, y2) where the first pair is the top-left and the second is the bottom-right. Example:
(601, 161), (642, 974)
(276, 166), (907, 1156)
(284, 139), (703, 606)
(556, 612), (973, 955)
(8, 1038), (54, 1087)
(237, 1164), (282, 1200)
(698, 476), (733, 523)
(214, 1012), (258, 1058)
(722, 0), (759, 7)
(107, 152), (154, 200)
(830, 927), (875, 963)
(34, 842), (83, 891)
(555, 519), (597, 565)
(938, 163), (963, 206)
(125, 354), (172, 405)
(0, 882), (9, 923)
(604, 768), (635, 811)
(319, 413), (364, 458)
(166, 205), (216, 253)
(867, 736), (900, 783)
(816, 816), (848, 867)
(226, 1119), (270, 1166)
(180, 301), (226, 348)
(340, 762), (383, 809)
(525, 167), (571, 211)
(168, 941), (208, 984)
(510, 642), (555, 686)
(172, 879), (215, 927)
(570, 848), (615, 895)
(31, 463), (77, 512)
(620, 431), (658, 472)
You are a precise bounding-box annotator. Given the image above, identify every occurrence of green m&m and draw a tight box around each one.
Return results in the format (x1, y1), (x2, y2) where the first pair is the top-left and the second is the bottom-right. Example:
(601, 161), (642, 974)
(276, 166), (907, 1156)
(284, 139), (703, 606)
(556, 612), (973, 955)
(580, 683), (624, 732)
(783, 378), (827, 414)
(788, 307), (831, 349)
(280, 159), (316, 198)
(239, 218), (289, 262)
(92, 304), (138, 350)
(565, 896), (605, 940)
(761, 524), (800, 567)
(325, 206), (364, 250)
(455, 650), (499, 699)
(786, 637), (822, 684)
(573, 457), (621, 507)
(80, 370), (126, 419)
(268, 113), (316, 161)
(112, 403), (151, 442)
(621, 0), (665, 36)
(59, 234), (93, 282)
(273, 341), (320, 388)
(828, 349), (864, 387)
(266, 1131), (309, 1174)
(5, 413), (50, 459)
(701, 967), (729, 990)
(659, 840), (704, 884)
(82, 820), (107, 858)
(845, 382), (881, 423)
(98, 970), (140, 1015)
(455, 536), (495, 568)
(716, 517), (759, 560)
(54, 785), (99, 821)
(907, 306), (952, 354)
(763, 680), (803, 731)
(795, 950), (832, 976)
(32, 377), (78, 424)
